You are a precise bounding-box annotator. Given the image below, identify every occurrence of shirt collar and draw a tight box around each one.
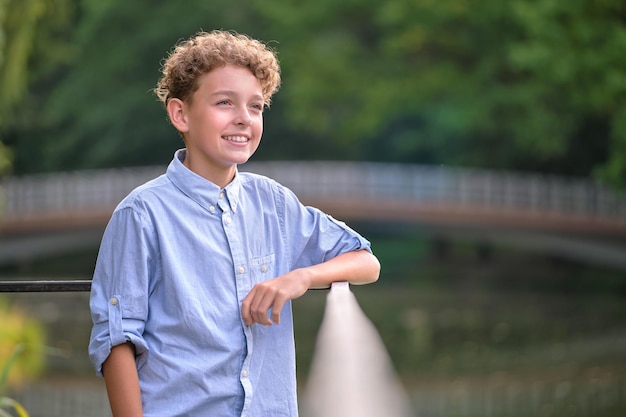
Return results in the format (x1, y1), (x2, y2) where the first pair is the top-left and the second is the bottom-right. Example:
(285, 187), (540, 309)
(166, 149), (241, 213)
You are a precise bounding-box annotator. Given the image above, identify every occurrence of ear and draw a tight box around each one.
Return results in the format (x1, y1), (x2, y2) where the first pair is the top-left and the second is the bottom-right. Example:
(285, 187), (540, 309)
(167, 98), (189, 133)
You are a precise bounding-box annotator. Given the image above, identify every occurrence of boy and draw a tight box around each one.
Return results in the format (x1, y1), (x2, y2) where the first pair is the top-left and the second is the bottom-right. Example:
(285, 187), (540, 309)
(89, 30), (380, 417)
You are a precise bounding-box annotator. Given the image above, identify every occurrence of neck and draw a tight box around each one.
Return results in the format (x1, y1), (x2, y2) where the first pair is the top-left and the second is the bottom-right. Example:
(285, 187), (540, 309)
(183, 154), (236, 188)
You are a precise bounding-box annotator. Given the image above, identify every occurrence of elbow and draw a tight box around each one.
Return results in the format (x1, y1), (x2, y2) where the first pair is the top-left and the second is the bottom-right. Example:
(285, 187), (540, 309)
(344, 249), (381, 285)
(357, 250), (380, 284)
(369, 253), (381, 283)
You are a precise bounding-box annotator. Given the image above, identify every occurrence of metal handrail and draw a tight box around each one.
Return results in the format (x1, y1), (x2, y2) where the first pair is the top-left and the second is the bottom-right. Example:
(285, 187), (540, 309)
(0, 280), (92, 292)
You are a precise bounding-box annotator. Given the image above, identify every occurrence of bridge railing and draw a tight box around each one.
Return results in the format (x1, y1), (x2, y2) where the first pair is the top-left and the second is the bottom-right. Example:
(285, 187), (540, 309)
(0, 166), (163, 218)
(245, 162), (626, 219)
(1, 162), (625, 222)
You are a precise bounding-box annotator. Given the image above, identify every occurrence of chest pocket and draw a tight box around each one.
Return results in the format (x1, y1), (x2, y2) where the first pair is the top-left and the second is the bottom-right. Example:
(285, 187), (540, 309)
(250, 253), (275, 283)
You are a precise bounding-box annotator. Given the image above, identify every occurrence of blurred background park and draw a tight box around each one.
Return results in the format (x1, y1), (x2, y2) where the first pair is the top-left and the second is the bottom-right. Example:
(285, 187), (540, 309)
(1, 0), (626, 416)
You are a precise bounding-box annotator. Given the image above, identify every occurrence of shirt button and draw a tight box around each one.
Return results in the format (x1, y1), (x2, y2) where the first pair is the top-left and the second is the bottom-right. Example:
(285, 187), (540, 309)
(242, 369), (249, 378)
(219, 192), (225, 199)
(110, 297), (119, 306)
(261, 265), (268, 273)
(225, 217), (232, 224)
(209, 205), (215, 212)
(238, 266), (245, 274)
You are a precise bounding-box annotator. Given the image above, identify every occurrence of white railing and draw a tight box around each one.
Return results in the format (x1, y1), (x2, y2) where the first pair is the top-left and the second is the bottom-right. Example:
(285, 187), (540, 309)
(1, 162), (626, 221)
(1, 166), (163, 218)
(246, 162), (626, 219)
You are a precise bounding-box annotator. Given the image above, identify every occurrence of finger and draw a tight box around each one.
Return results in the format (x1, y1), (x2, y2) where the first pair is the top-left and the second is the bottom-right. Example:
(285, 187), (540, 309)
(241, 288), (256, 326)
(271, 292), (289, 324)
(251, 290), (274, 326)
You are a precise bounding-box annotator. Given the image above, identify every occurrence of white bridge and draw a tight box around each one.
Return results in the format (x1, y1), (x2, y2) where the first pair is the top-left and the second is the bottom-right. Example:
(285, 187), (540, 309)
(2, 161), (626, 268)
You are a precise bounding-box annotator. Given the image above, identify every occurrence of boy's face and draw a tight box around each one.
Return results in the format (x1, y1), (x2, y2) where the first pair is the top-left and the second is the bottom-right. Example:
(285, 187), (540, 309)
(169, 64), (264, 184)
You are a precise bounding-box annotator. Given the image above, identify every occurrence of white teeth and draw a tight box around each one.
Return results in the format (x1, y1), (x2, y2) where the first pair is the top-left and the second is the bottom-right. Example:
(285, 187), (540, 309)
(223, 136), (248, 143)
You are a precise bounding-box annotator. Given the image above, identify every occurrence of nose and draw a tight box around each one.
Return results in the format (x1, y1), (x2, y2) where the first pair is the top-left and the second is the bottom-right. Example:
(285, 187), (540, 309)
(235, 107), (252, 126)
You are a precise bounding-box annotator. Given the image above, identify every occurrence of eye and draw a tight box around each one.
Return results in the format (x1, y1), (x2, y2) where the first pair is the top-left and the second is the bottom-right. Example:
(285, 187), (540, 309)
(216, 99), (231, 106)
(250, 103), (264, 112)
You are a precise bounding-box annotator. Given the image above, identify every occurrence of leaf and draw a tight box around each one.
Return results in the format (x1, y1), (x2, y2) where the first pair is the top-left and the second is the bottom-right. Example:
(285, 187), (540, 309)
(0, 397), (30, 417)
(0, 344), (23, 391)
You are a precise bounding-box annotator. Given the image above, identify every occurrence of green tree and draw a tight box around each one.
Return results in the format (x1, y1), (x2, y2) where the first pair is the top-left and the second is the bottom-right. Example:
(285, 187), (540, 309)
(5, 0), (281, 172)
(0, 0), (76, 174)
(257, 0), (626, 184)
(3, 0), (626, 188)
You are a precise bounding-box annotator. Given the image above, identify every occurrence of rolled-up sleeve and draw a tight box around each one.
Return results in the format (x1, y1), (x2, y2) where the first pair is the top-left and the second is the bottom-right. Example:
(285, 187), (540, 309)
(89, 205), (153, 376)
(276, 184), (372, 270)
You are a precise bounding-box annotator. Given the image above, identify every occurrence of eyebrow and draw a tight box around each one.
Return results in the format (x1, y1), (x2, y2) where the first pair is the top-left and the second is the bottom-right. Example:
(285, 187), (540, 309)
(210, 90), (264, 101)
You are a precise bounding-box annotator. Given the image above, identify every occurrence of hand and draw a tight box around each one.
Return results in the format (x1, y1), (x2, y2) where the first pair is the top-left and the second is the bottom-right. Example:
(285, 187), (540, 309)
(241, 271), (310, 326)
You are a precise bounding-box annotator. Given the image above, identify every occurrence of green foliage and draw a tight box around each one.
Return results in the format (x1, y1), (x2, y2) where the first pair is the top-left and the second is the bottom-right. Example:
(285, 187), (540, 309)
(0, 0), (45, 116)
(1, 0), (626, 187)
(0, 297), (45, 417)
(0, 142), (9, 174)
(0, 397), (28, 417)
(4, 0), (278, 171)
(0, 345), (30, 417)
(0, 298), (45, 388)
(0, 0), (75, 175)
(259, 0), (626, 181)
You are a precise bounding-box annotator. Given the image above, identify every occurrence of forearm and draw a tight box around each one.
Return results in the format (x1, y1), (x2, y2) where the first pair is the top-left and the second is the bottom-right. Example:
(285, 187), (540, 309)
(300, 249), (380, 289)
(242, 249), (379, 325)
(102, 342), (143, 417)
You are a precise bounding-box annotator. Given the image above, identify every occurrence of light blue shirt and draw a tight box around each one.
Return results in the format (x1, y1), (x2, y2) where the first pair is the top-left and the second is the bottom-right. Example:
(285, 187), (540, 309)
(89, 149), (372, 417)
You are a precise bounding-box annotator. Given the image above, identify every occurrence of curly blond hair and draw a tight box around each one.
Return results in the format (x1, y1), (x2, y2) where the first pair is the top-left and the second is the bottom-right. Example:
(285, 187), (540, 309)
(155, 30), (281, 107)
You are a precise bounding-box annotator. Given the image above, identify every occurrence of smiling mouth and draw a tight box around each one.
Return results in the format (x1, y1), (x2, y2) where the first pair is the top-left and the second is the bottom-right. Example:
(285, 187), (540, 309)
(223, 135), (248, 143)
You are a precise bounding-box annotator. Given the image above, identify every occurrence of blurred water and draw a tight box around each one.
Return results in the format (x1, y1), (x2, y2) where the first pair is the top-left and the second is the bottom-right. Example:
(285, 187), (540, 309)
(301, 282), (414, 417)
(5, 286), (626, 416)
